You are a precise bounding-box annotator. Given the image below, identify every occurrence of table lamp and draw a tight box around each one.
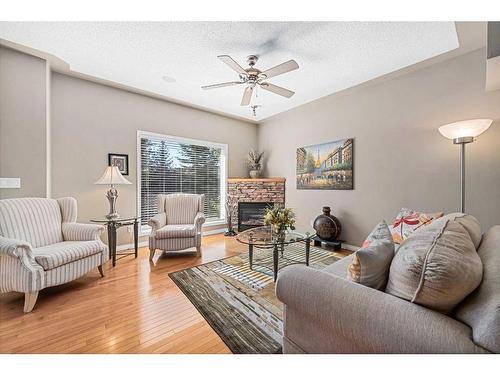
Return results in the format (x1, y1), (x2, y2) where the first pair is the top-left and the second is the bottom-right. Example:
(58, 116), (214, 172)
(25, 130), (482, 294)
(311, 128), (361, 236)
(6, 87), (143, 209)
(94, 166), (132, 219)
(438, 118), (493, 213)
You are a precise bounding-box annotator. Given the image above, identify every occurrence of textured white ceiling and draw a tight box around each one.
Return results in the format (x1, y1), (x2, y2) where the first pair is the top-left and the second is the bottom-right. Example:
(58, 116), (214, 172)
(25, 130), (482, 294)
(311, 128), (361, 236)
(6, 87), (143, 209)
(0, 22), (459, 121)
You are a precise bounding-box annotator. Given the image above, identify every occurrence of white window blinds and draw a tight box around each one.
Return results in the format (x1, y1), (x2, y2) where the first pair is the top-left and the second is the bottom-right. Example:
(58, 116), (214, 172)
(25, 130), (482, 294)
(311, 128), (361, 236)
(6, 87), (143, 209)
(138, 132), (227, 227)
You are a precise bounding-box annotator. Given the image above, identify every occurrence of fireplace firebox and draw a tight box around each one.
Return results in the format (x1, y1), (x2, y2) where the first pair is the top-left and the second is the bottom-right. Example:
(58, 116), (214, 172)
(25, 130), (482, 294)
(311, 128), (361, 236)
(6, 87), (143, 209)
(238, 202), (274, 232)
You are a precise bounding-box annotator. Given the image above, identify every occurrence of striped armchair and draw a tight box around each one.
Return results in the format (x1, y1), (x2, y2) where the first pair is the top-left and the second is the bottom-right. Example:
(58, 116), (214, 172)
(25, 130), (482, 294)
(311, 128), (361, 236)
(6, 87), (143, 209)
(0, 197), (108, 312)
(148, 193), (205, 260)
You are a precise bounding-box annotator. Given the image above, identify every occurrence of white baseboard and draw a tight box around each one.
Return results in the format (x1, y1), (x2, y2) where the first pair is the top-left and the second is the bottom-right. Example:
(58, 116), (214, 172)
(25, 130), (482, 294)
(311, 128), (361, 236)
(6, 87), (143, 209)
(203, 227), (227, 236)
(116, 241), (148, 252)
(115, 229), (359, 253)
(115, 228), (228, 252)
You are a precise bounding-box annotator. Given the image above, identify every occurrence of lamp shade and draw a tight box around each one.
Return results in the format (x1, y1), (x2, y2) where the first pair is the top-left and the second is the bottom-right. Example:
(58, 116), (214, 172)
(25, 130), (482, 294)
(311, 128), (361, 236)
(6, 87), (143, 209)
(94, 166), (132, 185)
(438, 119), (493, 140)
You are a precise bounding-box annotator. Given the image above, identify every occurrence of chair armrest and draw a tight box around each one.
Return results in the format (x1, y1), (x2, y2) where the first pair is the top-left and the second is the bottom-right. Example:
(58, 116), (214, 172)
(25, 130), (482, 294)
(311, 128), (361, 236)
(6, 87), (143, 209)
(276, 265), (487, 353)
(0, 236), (44, 292)
(148, 213), (166, 232)
(194, 212), (205, 231)
(0, 236), (33, 258)
(62, 222), (105, 241)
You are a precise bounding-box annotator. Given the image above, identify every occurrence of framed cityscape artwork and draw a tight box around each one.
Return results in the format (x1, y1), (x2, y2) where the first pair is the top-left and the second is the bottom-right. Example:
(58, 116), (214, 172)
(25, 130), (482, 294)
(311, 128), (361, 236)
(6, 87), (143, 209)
(296, 138), (353, 190)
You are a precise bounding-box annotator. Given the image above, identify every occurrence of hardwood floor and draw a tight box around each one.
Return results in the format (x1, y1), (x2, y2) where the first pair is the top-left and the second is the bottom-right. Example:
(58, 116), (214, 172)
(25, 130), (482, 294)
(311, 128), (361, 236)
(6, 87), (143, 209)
(0, 234), (351, 354)
(0, 234), (249, 354)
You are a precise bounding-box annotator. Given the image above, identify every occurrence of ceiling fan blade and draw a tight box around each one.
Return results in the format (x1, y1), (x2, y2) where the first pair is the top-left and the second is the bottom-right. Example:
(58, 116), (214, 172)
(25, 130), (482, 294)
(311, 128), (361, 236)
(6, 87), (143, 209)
(259, 59), (299, 80)
(241, 86), (254, 106)
(218, 55), (248, 75)
(260, 82), (295, 98)
(202, 81), (243, 90)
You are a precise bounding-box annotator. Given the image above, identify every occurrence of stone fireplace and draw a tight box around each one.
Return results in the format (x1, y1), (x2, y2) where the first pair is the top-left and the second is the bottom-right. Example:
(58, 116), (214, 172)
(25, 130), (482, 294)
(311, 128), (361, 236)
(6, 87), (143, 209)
(227, 178), (286, 232)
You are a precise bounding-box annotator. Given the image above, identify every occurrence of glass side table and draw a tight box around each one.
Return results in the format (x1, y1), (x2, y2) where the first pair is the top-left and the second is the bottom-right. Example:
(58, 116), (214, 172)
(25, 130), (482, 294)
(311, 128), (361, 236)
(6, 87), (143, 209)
(90, 217), (139, 267)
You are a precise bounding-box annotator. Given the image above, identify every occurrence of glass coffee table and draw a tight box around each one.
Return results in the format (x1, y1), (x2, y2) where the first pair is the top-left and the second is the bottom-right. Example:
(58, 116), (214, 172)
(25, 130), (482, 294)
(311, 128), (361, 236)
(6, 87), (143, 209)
(236, 225), (316, 282)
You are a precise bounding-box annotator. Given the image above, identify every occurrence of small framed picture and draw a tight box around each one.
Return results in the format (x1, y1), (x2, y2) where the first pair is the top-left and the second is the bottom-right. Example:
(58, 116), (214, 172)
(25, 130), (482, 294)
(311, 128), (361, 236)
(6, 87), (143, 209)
(108, 153), (129, 175)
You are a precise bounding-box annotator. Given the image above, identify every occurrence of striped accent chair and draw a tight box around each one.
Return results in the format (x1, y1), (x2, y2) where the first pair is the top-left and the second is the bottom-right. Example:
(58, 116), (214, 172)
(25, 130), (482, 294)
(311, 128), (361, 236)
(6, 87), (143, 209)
(0, 197), (108, 312)
(148, 193), (205, 260)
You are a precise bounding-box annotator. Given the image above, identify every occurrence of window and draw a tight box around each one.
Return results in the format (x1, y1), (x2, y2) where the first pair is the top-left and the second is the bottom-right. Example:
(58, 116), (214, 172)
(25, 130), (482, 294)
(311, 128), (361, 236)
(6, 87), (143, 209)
(137, 131), (227, 232)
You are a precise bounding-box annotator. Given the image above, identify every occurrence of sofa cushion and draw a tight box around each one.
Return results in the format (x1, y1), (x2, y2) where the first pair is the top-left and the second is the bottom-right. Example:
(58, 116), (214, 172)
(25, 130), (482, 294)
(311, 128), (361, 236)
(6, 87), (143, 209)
(390, 208), (443, 245)
(155, 224), (197, 239)
(453, 225), (500, 353)
(33, 241), (105, 270)
(323, 254), (353, 279)
(347, 220), (395, 290)
(0, 197), (63, 248)
(385, 217), (483, 314)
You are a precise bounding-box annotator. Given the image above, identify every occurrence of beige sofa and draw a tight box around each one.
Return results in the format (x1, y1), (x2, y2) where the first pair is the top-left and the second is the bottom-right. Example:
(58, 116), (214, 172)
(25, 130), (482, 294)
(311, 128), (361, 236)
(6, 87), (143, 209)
(276, 225), (500, 354)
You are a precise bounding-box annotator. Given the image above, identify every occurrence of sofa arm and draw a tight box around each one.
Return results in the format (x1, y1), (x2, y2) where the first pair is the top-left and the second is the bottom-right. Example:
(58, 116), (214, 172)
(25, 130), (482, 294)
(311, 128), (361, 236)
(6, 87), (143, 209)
(0, 236), (34, 258)
(194, 212), (205, 232)
(148, 212), (166, 232)
(62, 222), (105, 241)
(276, 265), (488, 353)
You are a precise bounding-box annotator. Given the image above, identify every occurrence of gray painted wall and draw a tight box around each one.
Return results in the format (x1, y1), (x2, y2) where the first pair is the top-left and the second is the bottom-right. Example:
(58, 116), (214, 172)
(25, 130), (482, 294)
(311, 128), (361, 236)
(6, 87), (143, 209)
(3, 46), (499, 249)
(0, 47), (47, 198)
(258, 49), (500, 246)
(51, 73), (258, 245)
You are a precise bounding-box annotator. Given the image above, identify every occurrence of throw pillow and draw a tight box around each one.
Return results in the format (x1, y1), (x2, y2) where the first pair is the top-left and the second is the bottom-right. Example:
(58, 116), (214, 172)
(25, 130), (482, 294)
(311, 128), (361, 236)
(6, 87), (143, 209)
(385, 217), (483, 314)
(348, 220), (395, 290)
(390, 208), (443, 244)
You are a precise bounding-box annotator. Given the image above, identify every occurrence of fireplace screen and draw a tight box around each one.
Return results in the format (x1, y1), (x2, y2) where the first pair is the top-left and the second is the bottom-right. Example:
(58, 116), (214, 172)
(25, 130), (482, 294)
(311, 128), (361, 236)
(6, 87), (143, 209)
(238, 202), (274, 232)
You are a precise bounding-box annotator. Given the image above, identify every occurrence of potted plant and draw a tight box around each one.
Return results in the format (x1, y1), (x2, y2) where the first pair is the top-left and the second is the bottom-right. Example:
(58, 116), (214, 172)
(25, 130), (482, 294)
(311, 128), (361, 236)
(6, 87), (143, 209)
(246, 149), (264, 178)
(264, 206), (296, 240)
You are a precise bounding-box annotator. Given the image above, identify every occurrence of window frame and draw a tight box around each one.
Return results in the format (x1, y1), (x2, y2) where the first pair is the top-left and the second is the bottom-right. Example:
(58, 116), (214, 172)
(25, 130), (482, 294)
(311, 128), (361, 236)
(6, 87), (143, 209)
(137, 130), (228, 235)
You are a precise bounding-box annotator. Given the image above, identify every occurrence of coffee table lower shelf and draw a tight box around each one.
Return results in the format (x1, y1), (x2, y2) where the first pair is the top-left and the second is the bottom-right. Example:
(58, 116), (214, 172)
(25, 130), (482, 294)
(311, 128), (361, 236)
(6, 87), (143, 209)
(248, 238), (311, 282)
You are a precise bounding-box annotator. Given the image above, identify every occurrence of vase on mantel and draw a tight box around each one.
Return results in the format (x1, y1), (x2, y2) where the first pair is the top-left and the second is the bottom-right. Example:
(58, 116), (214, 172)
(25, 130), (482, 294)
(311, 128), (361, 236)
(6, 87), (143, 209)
(246, 149), (264, 179)
(249, 169), (261, 179)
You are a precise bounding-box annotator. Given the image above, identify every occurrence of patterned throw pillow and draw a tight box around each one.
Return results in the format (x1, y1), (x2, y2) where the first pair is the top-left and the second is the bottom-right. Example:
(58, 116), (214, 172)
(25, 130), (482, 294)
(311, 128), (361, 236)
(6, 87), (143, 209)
(390, 208), (443, 244)
(348, 220), (395, 290)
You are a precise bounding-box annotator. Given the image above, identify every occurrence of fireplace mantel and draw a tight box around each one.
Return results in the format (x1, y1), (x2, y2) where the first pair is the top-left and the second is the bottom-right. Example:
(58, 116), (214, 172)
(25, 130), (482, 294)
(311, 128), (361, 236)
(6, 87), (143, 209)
(227, 177), (286, 183)
(227, 177), (286, 232)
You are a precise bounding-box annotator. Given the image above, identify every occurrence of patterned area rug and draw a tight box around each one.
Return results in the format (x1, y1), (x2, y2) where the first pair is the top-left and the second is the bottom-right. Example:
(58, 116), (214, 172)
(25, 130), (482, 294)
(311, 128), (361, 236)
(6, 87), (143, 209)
(169, 243), (343, 354)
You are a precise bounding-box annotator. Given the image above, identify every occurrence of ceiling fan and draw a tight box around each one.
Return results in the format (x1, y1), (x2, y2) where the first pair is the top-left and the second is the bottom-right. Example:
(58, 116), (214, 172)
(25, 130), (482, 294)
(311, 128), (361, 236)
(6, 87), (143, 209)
(202, 55), (299, 106)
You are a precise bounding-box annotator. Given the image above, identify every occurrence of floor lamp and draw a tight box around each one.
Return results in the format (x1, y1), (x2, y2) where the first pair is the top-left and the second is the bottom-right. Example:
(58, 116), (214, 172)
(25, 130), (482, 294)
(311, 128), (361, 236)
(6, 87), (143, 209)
(438, 119), (493, 213)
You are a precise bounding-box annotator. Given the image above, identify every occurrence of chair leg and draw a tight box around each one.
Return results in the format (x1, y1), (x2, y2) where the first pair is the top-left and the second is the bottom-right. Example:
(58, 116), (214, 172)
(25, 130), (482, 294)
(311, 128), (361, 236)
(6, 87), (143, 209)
(24, 292), (39, 313)
(98, 265), (105, 277)
(196, 246), (202, 257)
(149, 249), (156, 261)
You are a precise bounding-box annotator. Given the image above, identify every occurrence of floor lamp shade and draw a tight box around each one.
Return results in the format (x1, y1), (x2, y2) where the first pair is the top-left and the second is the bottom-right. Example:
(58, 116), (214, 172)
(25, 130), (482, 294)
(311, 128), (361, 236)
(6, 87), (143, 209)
(438, 119), (493, 213)
(438, 119), (492, 142)
(95, 166), (132, 219)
